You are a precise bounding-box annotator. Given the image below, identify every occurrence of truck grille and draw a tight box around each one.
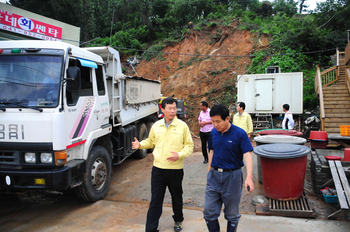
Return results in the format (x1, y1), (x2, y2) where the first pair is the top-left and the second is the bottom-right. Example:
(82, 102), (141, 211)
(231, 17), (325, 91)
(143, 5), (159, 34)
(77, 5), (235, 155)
(0, 151), (20, 165)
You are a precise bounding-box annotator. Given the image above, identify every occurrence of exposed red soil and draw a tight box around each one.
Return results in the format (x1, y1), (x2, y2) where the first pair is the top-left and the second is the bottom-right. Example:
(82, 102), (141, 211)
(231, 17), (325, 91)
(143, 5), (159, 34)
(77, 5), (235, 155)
(133, 24), (270, 134)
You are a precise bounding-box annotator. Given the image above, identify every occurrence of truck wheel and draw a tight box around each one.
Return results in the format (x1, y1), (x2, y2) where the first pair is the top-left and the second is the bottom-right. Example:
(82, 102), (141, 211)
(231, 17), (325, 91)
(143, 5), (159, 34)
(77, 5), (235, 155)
(74, 146), (112, 203)
(133, 123), (148, 159)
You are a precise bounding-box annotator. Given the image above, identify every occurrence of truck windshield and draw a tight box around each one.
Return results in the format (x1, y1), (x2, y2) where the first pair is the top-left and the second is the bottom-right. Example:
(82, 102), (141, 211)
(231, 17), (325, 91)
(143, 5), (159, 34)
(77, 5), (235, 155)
(0, 55), (62, 108)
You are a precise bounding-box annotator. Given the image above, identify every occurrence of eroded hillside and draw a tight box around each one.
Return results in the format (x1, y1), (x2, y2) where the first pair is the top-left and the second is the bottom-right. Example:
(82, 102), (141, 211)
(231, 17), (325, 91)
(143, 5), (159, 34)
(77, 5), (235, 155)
(134, 23), (270, 134)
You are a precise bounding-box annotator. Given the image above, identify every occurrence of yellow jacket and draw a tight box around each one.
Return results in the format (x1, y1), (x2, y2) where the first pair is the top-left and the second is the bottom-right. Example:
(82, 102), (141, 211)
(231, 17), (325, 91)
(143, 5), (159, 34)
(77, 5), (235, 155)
(233, 111), (253, 134)
(140, 117), (193, 169)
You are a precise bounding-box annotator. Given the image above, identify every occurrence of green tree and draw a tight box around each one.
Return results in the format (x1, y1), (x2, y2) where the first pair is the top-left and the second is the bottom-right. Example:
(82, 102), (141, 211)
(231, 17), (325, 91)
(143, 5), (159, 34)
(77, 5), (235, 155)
(228, 0), (259, 11)
(312, 0), (350, 32)
(272, 0), (298, 17)
(255, 1), (273, 17)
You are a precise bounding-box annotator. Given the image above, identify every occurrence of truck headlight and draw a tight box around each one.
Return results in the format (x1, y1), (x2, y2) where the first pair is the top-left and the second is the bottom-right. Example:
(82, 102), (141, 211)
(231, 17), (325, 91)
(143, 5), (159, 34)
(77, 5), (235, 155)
(24, 153), (36, 163)
(41, 153), (53, 163)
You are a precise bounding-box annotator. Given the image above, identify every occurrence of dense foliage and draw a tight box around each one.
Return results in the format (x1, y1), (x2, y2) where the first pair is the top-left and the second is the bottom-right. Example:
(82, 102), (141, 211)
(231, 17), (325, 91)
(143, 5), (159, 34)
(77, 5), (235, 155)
(9, 0), (350, 110)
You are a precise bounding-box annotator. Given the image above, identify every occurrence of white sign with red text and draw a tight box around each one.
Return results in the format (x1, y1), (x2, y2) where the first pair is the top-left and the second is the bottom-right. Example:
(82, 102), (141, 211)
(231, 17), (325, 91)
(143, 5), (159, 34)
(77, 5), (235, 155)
(0, 9), (62, 41)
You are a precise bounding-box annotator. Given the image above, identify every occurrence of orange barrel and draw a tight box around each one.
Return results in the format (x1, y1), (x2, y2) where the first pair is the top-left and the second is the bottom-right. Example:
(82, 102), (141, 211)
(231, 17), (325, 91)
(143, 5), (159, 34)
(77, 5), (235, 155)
(254, 144), (311, 200)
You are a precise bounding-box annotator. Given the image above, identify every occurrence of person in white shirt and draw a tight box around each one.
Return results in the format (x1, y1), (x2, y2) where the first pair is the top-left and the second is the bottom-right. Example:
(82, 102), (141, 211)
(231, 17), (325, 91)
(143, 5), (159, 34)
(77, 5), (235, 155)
(282, 104), (294, 130)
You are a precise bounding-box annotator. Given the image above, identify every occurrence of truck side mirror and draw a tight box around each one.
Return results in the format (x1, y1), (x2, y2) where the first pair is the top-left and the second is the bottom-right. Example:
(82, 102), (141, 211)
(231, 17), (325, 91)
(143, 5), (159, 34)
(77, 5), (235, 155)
(66, 67), (81, 92)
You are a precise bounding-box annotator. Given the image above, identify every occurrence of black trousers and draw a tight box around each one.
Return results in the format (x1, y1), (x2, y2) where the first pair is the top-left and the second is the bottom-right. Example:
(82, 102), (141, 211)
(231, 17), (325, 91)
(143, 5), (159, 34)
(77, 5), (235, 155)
(145, 166), (184, 232)
(200, 131), (211, 160)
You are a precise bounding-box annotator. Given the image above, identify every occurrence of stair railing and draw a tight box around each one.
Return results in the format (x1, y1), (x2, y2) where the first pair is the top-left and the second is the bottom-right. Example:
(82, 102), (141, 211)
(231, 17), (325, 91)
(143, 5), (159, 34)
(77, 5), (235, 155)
(320, 66), (338, 86)
(345, 42), (350, 65)
(320, 48), (340, 87)
(315, 66), (325, 131)
(346, 66), (350, 94)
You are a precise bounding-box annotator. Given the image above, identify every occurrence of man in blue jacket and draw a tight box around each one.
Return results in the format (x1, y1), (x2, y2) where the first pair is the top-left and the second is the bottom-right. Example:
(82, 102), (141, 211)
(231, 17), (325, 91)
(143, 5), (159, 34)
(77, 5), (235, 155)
(203, 104), (254, 232)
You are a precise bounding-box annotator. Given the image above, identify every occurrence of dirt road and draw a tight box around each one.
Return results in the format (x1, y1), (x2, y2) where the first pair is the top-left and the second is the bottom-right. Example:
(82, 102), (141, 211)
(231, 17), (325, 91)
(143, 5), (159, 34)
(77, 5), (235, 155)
(0, 137), (261, 230)
(0, 138), (346, 231)
(104, 137), (262, 211)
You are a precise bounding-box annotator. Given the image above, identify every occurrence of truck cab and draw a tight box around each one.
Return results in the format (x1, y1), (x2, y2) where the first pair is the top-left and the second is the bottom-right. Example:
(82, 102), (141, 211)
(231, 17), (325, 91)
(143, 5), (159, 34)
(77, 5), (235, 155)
(0, 41), (160, 202)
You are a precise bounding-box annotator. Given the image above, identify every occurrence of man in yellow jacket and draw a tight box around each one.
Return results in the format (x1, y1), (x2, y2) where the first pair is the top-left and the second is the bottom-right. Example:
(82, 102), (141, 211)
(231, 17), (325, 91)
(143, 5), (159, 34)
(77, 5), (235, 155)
(132, 97), (194, 232)
(232, 102), (253, 139)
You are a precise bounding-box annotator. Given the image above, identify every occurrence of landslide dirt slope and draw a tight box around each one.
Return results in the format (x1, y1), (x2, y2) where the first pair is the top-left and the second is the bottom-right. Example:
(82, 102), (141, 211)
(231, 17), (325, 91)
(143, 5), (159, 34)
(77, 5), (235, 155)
(135, 23), (270, 134)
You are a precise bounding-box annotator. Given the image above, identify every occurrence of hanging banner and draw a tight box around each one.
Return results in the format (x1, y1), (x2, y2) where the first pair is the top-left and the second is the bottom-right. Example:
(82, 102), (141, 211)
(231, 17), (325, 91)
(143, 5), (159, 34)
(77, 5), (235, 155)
(0, 9), (62, 41)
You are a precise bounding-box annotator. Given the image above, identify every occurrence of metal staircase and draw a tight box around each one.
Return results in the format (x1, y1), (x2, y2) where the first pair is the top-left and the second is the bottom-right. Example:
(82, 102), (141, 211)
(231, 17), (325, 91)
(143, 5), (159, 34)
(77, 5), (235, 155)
(253, 113), (273, 130)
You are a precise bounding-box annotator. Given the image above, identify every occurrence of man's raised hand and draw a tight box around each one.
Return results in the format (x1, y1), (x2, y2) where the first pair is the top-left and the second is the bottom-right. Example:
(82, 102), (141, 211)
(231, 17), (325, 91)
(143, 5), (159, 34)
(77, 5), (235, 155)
(132, 137), (140, 149)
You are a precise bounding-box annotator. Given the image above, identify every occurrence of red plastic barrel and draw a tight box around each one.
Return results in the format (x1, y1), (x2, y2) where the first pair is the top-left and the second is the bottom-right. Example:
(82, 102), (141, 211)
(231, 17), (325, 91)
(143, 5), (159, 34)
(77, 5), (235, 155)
(254, 144), (311, 200)
(309, 131), (328, 150)
(344, 148), (350, 161)
(254, 135), (307, 184)
(308, 131), (328, 140)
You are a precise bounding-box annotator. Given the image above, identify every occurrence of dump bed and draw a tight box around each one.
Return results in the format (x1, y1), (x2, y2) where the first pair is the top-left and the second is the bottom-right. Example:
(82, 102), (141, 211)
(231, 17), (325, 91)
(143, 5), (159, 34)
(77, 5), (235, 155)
(85, 47), (161, 126)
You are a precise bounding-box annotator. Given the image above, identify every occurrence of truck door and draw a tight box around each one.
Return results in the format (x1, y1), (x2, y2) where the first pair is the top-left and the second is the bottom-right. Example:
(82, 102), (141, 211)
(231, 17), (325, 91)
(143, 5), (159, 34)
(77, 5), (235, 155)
(65, 59), (109, 157)
(255, 78), (273, 111)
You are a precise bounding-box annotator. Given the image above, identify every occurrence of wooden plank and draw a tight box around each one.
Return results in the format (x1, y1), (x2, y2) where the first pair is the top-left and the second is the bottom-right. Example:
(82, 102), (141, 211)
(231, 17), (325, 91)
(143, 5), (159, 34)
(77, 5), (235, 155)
(326, 123), (350, 127)
(335, 161), (350, 207)
(323, 85), (348, 89)
(324, 105), (350, 109)
(324, 97), (350, 101)
(325, 113), (350, 117)
(324, 128), (341, 133)
(323, 90), (348, 93)
(324, 125), (342, 129)
(325, 110), (350, 114)
(321, 65), (337, 75)
(330, 140), (350, 148)
(324, 101), (350, 104)
(328, 160), (349, 209)
(324, 127), (340, 130)
(323, 85), (348, 88)
(323, 85), (347, 88)
(325, 118), (350, 122)
(324, 79), (339, 87)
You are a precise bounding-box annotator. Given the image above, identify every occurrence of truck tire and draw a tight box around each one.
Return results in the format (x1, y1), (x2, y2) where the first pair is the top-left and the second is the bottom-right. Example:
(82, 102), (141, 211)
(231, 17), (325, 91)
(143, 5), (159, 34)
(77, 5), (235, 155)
(133, 123), (149, 159)
(74, 146), (112, 203)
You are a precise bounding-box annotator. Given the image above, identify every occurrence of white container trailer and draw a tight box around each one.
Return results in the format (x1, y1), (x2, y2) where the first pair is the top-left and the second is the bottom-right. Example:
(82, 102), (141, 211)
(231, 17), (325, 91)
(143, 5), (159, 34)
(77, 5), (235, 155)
(237, 72), (303, 114)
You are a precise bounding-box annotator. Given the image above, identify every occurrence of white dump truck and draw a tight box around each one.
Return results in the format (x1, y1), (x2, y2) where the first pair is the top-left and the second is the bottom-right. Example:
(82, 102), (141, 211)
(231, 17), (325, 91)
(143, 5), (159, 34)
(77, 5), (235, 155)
(0, 41), (161, 202)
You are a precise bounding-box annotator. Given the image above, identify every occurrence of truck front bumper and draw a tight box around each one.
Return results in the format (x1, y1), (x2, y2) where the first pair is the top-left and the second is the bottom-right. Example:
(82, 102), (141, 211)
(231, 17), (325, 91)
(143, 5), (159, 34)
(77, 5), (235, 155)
(0, 159), (86, 191)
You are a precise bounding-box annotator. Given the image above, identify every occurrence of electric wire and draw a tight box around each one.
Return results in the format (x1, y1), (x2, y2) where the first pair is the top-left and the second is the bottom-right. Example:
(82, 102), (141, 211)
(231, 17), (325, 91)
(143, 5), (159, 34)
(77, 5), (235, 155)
(86, 43), (343, 58)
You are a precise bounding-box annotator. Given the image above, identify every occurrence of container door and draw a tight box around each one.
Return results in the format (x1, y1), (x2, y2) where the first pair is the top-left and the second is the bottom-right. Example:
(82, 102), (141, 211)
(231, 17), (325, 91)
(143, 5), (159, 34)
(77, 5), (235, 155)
(255, 79), (273, 111)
